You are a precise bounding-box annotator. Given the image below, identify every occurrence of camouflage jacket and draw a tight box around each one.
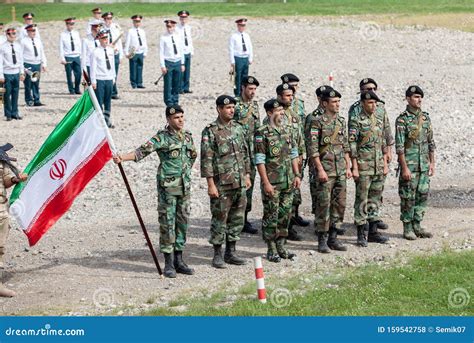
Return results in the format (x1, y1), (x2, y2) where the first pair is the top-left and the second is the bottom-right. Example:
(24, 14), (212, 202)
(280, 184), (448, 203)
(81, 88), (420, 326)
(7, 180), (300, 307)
(292, 96), (306, 133)
(348, 107), (390, 176)
(395, 106), (436, 173)
(254, 124), (298, 190)
(1, 162), (14, 212)
(307, 111), (350, 177)
(234, 96), (261, 162)
(135, 127), (197, 195)
(200, 118), (251, 191)
(349, 100), (394, 148)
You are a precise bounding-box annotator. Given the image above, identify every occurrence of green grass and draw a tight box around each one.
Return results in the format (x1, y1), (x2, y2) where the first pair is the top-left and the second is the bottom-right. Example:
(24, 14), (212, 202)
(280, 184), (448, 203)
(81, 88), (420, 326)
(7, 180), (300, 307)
(144, 249), (474, 316)
(0, 0), (473, 23)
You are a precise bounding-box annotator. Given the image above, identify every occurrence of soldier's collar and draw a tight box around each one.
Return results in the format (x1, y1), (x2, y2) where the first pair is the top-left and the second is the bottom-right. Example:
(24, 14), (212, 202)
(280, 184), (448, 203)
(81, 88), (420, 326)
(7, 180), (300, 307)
(216, 117), (232, 129)
(406, 105), (421, 116)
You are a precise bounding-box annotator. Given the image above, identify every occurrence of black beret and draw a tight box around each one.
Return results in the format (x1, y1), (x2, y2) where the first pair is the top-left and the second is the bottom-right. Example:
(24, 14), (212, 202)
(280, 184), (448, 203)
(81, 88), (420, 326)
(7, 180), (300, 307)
(164, 19), (177, 25)
(102, 12), (114, 19)
(177, 10), (190, 17)
(360, 90), (384, 103)
(216, 95), (236, 106)
(405, 85), (424, 98)
(280, 73), (299, 83)
(131, 15), (143, 21)
(235, 18), (248, 24)
(264, 98), (282, 112)
(242, 76), (259, 87)
(276, 83), (295, 95)
(315, 85), (333, 97)
(321, 88), (342, 100)
(166, 105), (184, 116)
(22, 13), (34, 19)
(359, 78), (378, 89)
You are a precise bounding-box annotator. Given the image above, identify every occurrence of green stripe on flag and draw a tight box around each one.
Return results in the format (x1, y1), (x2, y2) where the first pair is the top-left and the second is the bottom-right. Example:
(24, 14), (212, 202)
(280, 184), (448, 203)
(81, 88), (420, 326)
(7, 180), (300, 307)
(10, 92), (96, 203)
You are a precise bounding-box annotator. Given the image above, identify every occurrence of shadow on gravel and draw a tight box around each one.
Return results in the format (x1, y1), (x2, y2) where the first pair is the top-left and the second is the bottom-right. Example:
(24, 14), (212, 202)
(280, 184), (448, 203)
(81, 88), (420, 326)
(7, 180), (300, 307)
(429, 188), (474, 208)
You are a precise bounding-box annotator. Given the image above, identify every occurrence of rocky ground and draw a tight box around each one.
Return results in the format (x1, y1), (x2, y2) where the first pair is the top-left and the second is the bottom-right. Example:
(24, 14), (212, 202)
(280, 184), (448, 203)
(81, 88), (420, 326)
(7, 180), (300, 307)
(1, 17), (473, 315)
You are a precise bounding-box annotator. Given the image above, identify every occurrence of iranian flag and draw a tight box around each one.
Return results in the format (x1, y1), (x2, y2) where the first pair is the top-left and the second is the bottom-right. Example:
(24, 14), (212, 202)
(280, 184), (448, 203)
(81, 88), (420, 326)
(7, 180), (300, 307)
(9, 88), (115, 246)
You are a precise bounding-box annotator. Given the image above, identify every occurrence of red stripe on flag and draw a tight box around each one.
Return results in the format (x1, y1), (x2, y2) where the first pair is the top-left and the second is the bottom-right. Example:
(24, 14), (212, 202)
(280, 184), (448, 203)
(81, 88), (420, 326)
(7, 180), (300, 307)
(257, 289), (266, 300)
(25, 140), (112, 246)
(255, 268), (264, 279)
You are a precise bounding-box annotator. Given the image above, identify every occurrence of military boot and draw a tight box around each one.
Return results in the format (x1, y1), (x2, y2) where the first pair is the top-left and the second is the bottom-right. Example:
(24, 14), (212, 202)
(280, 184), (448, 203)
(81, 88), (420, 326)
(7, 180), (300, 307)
(212, 245), (226, 269)
(327, 226), (347, 251)
(163, 253), (177, 278)
(375, 220), (389, 230)
(413, 221), (433, 238)
(317, 232), (330, 253)
(174, 251), (194, 275)
(403, 222), (417, 240)
(356, 224), (368, 247)
(336, 225), (346, 236)
(242, 212), (258, 234)
(266, 241), (281, 263)
(291, 206), (310, 227)
(368, 221), (389, 244)
(276, 237), (296, 259)
(287, 223), (303, 241)
(0, 283), (15, 298)
(224, 241), (246, 265)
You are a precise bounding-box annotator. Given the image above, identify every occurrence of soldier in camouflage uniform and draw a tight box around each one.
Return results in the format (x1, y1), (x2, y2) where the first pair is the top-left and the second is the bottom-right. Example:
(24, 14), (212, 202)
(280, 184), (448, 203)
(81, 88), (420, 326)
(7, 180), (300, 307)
(0, 144), (27, 297)
(304, 85), (333, 229)
(255, 99), (301, 262)
(113, 105), (197, 278)
(348, 91), (391, 247)
(348, 78), (392, 231)
(395, 85), (435, 240)
(280, 73), (310, 228)
(234, 75), (261, 235)
(271, 83), (306, 241)
(307, 89), (352, 253)
(201, 95), (251, 269)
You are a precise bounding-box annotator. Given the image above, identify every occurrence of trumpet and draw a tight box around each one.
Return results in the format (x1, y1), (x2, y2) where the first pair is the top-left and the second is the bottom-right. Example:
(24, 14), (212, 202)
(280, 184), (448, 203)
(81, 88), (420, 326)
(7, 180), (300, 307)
(25, 68), (40, 83)
(127, 46), (136, 59)
(0, 82), (5, 105)
(111, 31), (123, 47)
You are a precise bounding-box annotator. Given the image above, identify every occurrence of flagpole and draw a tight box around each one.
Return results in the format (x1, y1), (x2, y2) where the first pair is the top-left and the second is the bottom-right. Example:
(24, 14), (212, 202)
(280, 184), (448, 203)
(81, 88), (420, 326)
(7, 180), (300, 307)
(83, 71), (163, 277)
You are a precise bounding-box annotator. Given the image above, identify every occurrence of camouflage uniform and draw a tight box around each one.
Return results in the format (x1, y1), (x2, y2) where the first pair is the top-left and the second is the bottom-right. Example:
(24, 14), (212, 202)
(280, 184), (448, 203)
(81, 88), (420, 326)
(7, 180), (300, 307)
(234, 96), (260, 215)
(254, 124), (298, 241)
(0, 162), (13, 268)
(307, 111), (350, 232)
(349, 106), (393, 225)
(135, 127), (197, 253)
(290, 96), (306, 213)
(201, 118), (251, 245)
(395, 106), (435, 232)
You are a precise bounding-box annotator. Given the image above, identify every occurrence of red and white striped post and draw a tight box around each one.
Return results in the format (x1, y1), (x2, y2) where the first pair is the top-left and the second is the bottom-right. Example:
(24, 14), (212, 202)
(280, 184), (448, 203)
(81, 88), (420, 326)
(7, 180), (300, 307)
(329, 72), (334, 88)
(254, 256), (266, 303)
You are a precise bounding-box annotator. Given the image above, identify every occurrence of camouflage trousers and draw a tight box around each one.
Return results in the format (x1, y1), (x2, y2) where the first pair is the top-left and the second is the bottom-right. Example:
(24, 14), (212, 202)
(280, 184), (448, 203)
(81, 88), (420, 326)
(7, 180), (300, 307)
(158, 187), (190, 254)
(399, 171), (430, 223)
(314, 175), (347, 232)
(0, 204), (9, 266)
(209, 187), (246, 245)
(309, 167), (318, 215)
(353, 174), (384, 225)
(291, 164), (303, 212)
(245, 164), (256, 214)
(261, 186), (293, 242)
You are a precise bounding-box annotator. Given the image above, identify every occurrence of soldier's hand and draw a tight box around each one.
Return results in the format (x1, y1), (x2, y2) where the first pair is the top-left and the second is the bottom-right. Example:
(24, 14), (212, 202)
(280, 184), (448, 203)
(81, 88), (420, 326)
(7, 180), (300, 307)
(208, 184), (219, 198)
(245, 175), (252, 190)
(19, 173), (28, 182)
(293, 176), (301, 189)
(92, 83), (97, 90)
(0, 78), (4, 83)
(383, 164), (389, 176)
(20, 74), (25, 82)
(401, 167), (411, 181)
(112, 154), (122, 164)
(318, 170), (328, 183)
(181, 65), (185, 72)
(60, 60), (67, 65)
(346, 168), (352, 179)
(429, 163), (435, 177)
(263, 182), (275, 197)
(41, 66), (47, 72)
(352, 168), (359, 181)
(161, 67), (168, 75)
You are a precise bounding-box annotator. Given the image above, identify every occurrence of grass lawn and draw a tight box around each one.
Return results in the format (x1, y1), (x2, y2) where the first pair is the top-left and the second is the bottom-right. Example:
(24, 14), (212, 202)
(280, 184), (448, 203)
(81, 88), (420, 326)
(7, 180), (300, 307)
(143, 249), (474, 316)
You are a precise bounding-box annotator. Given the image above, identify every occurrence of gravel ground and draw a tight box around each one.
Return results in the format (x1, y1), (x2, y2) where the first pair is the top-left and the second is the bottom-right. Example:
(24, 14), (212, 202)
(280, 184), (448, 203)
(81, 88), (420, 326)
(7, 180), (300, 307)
(1, 17), (473, 315)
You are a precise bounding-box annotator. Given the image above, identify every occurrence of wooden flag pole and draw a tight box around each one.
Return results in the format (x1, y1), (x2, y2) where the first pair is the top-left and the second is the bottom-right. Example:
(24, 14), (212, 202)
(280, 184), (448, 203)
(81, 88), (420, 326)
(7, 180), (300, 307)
(82, 70), (163, 277)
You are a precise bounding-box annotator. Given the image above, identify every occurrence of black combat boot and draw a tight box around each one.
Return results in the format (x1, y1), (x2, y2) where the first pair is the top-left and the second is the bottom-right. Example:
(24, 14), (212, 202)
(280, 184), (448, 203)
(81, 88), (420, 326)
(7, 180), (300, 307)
(317, 232), (330, 253)
(266, 241), (281, 263)
(356, 224), (368, 247)
(374, 220), (389, 230)
(336, 225), (346, 236)
(276, 237), (296, 259)
(242, 213), (258, 234)
(413, 221), (433, 238)
(368, 221), (389, 243)
(174, 251), (194, 275)
(287, 223), (303, 241)
(327, 226), (347, 251)
(291, 206), (310, 227)
(224, 241), (246, 265)
(163, 253), (177, 278)
(212, 245), (226, 269)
